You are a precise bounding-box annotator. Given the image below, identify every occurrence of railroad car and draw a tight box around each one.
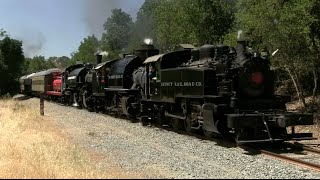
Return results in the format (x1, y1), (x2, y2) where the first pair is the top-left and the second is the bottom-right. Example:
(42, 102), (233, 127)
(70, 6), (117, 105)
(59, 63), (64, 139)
(19, 73), (33, 95)
(29, 68), (63, 97)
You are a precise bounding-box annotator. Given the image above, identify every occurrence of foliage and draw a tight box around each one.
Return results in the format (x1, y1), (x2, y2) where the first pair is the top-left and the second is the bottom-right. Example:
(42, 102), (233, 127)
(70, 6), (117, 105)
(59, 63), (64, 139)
(48, 56), (71, 69)
(0, 36), (25, 95)
(0, 28), (8, 39)
(23, 56), (55, 74)
(234, 0), (320, 104)
(150, 0), (235, 52)
(128, 0), (161, 51)
(71, 35), (100, 64)
(100, 8), (133, 54)
(236, 0), (314, 62)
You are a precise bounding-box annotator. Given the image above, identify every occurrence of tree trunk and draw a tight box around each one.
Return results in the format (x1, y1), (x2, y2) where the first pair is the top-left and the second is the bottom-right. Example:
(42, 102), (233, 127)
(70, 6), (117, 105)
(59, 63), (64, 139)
(311, 37), (319, 104)
(286, 68), (306, 107)
(312, 66), (318, 103)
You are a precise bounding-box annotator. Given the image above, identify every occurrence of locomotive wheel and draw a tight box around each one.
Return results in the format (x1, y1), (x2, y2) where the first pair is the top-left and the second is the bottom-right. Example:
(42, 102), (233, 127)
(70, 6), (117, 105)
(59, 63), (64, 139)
(202, 128), (216, 138)
(184, 116), (197, 133)
(141, 116), (149, 126)
(154, 110), (166, 127)
(129, 115), (139, 123)
(202, 120), (219, 138)
(171, 118), (185, 131)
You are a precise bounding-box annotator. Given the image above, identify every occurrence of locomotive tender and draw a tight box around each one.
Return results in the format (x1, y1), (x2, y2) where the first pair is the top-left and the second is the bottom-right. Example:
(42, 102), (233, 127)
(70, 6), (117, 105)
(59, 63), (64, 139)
(20, 40), (314, 144)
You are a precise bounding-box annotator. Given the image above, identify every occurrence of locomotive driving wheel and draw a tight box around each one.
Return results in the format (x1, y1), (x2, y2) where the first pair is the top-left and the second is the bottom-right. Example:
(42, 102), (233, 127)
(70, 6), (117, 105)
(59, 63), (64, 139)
(202, 128), (216, 138)
(154, 108), (166, 127)
(170, 117), (185, 131)
(184, 115), (197, 133)
(202, 119), (220, 138)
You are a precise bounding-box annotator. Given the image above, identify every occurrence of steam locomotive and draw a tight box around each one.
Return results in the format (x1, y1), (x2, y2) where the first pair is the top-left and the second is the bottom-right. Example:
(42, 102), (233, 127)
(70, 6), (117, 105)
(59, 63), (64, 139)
(20, 40), (314, 144)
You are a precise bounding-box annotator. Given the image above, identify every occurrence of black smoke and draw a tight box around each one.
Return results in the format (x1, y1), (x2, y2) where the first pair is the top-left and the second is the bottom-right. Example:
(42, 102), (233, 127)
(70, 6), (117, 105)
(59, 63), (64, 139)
(83, 0), (144, 39)
(14, 31), (46, 58)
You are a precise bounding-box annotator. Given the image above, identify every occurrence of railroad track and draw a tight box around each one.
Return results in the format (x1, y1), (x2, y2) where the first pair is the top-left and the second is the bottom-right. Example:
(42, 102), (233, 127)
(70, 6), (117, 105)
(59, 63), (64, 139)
(134, 123), (320, 173)
(241, 142), (320, 172)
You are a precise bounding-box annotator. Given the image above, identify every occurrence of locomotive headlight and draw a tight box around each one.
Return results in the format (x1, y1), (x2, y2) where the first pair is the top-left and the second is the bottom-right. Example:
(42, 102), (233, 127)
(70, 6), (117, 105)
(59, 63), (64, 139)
(251, 72), (263, 85)
(144, 38), (153, 45)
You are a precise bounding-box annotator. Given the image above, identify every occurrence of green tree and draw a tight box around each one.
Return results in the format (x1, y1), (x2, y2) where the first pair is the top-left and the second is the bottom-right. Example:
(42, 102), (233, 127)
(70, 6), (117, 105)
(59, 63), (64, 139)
(308, 0), (320, 102)
(0, 28), (8, 39)
(101, 8), (133, 55)
(235, 0), (317, 107)
(25, 56), (49, 73)
(153, 0), (184, 51)
(0, 36), (25, 95)
(152, 0), (235, 51)
(55, 56), (71, 68)
(71, 35), (100, 64)
(46, 58), (56, 69)
(128, 0), (161, 51)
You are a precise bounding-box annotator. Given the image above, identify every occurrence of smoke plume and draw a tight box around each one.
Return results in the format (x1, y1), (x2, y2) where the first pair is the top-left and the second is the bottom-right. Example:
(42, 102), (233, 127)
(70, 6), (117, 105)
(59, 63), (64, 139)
(99, 51), (109, 57)
(15, 31), (46, 58)
(83, 0), (143, 39)
(237, 30), (243, 40)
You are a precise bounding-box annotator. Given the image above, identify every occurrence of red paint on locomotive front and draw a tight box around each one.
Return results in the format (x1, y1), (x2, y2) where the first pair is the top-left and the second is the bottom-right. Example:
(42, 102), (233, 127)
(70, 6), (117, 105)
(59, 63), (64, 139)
(53, 76), (62, 92)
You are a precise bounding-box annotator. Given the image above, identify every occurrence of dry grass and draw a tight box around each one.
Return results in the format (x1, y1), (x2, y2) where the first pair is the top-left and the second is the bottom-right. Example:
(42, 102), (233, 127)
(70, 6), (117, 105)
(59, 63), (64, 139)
(0, 99), (132, 179)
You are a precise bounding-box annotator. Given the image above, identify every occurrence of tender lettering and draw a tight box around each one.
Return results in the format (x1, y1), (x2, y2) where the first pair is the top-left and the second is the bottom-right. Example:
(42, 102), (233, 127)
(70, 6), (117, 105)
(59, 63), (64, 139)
(109, 75), (123, 79)
(161, 82), (173, 86)
(161, 81), (202, 87)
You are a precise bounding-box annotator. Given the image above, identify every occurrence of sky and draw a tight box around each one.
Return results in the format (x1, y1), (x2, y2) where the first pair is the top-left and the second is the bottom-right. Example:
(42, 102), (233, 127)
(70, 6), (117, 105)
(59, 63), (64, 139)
(0, 0), (145, 58)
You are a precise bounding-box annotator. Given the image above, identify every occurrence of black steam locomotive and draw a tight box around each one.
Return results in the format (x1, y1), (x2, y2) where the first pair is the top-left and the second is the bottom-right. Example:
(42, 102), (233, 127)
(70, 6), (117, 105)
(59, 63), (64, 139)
(20, 40), (314, 144)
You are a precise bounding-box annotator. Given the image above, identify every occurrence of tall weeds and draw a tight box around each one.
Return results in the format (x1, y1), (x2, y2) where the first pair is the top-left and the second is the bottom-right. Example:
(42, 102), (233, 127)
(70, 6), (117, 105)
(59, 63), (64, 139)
(0, 99), (131, 178)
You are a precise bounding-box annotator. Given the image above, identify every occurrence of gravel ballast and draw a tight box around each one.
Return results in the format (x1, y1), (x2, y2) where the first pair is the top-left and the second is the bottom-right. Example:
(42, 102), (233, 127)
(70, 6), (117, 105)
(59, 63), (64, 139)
(18, 97), (320, 179)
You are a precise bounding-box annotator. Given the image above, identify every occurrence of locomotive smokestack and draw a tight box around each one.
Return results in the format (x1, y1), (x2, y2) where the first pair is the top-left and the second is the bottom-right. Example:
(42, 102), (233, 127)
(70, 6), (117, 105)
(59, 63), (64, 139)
(236, 40), (247, 61)
(95, 52), (102, 65)
(236, 30), (247, 61)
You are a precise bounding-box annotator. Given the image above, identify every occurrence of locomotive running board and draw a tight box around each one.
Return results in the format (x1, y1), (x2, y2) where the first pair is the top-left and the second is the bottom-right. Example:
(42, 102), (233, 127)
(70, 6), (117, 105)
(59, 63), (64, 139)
(236, 138), (284, 144)
(236, 133), (316, 144)
(286, 133), (316, 141)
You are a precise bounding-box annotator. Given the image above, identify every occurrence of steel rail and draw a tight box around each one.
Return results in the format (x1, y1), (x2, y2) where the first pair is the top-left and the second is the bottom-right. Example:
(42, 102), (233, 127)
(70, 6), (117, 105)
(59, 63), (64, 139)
(259, 149), (320, 172)
(292, 142), (320, 155)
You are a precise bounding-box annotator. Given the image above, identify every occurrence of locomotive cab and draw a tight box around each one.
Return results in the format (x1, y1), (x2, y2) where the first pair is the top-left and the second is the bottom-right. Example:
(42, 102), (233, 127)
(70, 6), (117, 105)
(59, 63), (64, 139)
(142, 49), (193, 101)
